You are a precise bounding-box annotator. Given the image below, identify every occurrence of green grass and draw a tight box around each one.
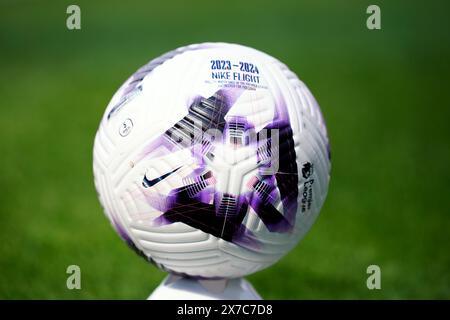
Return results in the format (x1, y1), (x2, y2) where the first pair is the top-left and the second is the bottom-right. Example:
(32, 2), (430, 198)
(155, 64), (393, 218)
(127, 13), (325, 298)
(0, 0), (449, 299)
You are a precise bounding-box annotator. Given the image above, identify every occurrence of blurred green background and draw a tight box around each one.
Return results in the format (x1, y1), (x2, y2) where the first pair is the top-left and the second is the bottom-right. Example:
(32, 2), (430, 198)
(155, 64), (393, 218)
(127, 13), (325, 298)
(0, 0), (449, 299)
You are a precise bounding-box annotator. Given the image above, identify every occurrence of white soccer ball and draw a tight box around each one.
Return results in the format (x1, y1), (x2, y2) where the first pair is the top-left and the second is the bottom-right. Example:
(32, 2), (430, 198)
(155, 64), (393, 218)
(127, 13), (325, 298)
(93, 43), (331, 278)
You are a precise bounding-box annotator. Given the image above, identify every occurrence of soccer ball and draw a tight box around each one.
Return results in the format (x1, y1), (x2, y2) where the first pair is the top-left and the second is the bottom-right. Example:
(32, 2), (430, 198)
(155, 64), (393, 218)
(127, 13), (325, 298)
(93, 43), (331, 278)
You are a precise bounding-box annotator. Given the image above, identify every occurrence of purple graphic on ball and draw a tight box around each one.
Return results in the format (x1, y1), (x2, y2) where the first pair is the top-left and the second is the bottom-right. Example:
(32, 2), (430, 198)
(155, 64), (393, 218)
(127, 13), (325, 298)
(137, 88), (299, 248)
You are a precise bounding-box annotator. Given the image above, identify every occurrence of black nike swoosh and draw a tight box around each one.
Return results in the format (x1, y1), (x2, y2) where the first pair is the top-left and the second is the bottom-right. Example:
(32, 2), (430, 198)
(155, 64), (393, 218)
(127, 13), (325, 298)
(142, 166), (181, 188)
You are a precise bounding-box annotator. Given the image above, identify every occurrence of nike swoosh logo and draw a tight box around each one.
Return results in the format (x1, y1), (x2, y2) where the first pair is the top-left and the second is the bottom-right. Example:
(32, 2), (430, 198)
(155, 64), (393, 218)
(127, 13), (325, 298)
(142, 166), (181, 188)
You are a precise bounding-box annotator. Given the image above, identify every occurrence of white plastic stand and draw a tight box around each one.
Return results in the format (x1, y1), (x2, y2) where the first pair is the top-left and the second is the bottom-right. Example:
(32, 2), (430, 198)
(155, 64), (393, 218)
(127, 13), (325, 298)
(148, 274), (262, 300)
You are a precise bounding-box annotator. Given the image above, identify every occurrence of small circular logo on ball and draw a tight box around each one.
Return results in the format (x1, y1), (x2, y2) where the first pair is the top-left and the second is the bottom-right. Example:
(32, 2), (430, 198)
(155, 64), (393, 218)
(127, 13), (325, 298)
(119, 118), (133, 137)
